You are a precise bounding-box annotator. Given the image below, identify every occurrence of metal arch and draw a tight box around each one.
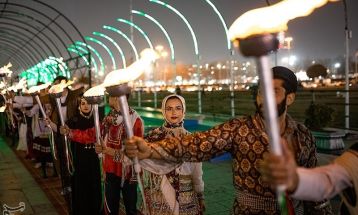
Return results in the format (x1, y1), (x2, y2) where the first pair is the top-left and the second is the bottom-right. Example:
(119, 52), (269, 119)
(74, 41), (104, 76)
(0, 3), (75, 59)
(67, 48), (90, 66)
(0, 11), (62, 57)
(202, 0), (231, 50)
(132, 10), (175, 63)
(85, 36), (117, 70)
(68, 47), (98, 76)
(92, 31), (127, 69)
(0, 20), (57, 63)
(0, 35), (44, 68)
(0, 50), (29, 71)
(103, 25), (139, 61)
(0, 38), (38, 65)
(116, 18), (154, 50)
(0, 27), (49, 62)
(69, 45), (99, 76)
(0, 53), (26, 71)
(32, 0), (90, 58)
(0, 2), (92, 85)
(0, 45), (33, 68)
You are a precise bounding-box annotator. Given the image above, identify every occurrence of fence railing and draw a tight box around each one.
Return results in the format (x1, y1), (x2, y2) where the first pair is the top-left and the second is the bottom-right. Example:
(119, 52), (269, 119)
(128, 88), (358, 130)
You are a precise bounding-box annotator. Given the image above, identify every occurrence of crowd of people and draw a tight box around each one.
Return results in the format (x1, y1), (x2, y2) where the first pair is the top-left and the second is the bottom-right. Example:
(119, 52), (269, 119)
(1, 66), (356, 215)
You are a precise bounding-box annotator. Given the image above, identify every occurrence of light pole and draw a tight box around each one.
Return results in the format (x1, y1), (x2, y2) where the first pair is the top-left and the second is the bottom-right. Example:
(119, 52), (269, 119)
(343, 0), (351, 130)
(355, 50), (358, 75)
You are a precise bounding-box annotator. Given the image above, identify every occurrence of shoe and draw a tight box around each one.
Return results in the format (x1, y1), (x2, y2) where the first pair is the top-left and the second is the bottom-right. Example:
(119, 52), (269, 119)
(34, 163), (41, 169)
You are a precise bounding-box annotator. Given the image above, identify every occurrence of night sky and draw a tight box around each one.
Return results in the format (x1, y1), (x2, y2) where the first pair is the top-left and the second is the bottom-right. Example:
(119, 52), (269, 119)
(36, 0), (358, 65)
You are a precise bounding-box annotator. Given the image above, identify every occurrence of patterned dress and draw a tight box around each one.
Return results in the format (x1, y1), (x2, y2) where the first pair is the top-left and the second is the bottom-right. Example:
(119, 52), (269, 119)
(142, 122), (204, 215)
(151, 113), (332, 215)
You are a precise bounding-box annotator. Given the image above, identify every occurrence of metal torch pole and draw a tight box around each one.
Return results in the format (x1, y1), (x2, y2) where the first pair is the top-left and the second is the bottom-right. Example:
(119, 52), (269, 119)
(256, 55), (285, 208)
(35, 95), (57, 160)
(117, 95), (148, 214)
(55, 98), (73, 174)
(92, 104), (103, 158)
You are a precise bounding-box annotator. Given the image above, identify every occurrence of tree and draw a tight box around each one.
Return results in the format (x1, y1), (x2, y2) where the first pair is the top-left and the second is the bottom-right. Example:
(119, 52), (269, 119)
(306, 64), (328, 79)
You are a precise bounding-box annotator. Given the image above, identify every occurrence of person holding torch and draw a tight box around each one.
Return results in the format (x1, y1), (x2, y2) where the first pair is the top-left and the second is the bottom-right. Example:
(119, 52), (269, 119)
(126, 66), (332, 214)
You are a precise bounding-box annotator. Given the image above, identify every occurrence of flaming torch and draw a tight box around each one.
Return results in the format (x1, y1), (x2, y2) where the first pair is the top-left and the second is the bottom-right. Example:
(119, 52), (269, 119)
(28, 83), (57, 159)
(103, 48), (159, 214)
(83, 84), (106, 157)
(49, 80), (74, 174)
(228, 0), (338, 213)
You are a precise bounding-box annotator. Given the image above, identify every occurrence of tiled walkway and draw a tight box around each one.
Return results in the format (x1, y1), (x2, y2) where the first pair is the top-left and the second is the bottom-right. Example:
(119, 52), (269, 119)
(0, 137), (57, 215)
(1, 132), (356, 214)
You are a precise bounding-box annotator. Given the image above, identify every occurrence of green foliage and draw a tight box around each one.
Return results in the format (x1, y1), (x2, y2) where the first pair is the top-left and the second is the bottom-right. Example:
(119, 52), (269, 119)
(304, 102), (335, 130)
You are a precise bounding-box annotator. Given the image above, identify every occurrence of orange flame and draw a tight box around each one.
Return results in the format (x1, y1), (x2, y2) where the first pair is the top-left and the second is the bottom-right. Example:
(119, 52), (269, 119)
(228, 0), (339, 40)
(103, 48), (159, 87)
(48, 80), (73, 94)
(28, 83), (51, 94)
(83, 84), (105, 97)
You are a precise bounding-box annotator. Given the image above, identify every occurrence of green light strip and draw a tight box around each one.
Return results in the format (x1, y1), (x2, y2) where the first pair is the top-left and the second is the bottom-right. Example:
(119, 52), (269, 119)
(93, 31), (126, 68)
(203, 0), (231, 50)
(69, 45), (98, 75)
(75, 41), (105, 76)
(149, 0), (199, 56)
(132, 10), (175, 62)
(67, 47), (90, 65)
(103, 25), (139, 61)
(116, 18), (154, 50)
(85, 36), (117, 71)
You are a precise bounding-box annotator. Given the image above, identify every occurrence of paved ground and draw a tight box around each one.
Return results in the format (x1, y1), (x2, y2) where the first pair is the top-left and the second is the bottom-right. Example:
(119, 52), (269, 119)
(0, 137), (57, 215)
(1, 119), (357, 214)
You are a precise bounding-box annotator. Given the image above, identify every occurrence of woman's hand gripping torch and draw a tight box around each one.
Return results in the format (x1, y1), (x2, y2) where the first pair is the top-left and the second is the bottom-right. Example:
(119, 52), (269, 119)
(28, 83), (57, 160)
(49, 81), (74, 175)
(103, 48), (159, 215)
(83, 85), (106, 158)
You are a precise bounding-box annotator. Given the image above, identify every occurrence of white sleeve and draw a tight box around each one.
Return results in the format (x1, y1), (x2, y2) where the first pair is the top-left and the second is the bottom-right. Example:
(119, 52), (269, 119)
(191, 162), (204, 193)
(292, 163), (352, 201)
(13, 96), (33, 107)
(26, 104), (39, 117)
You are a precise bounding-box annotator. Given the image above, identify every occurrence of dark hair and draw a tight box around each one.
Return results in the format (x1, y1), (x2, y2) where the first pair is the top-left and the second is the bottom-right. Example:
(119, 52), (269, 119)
(53, 76), (68, 83)
(272, 66), (298, 94)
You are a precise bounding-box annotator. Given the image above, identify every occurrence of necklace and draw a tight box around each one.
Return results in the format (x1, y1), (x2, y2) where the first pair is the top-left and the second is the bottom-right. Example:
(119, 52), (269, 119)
(79, 109), (93, 119)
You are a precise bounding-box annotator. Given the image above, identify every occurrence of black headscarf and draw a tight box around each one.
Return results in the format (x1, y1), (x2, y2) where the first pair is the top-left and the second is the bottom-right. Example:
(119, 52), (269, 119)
(66, 98), (94, 130)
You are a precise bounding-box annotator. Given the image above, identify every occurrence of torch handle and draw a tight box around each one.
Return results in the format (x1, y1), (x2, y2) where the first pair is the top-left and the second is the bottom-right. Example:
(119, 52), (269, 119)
(256, 56), (285, 194)
(55, 98), (65, 126)
(35, 96), (47, 119)
(118, 95), (140, 173)
(8, 98), (15, 128)
(92, 104), (103, 158)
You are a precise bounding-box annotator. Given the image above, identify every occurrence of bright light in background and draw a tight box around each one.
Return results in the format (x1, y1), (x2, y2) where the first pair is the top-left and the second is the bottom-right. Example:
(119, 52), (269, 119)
(296, 70), (309, 81)
(281, 55), (297, 66)
(334, 62), (341, 68)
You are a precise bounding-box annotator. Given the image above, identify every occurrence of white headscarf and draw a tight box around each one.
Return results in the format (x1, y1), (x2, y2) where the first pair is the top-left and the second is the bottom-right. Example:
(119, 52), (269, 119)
(161, 94), (186, 126)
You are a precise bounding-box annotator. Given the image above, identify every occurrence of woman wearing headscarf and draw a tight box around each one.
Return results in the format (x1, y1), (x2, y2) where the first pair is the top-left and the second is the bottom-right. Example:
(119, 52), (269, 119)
(60, 97), (103, 215)
(140, 94), (205, 215)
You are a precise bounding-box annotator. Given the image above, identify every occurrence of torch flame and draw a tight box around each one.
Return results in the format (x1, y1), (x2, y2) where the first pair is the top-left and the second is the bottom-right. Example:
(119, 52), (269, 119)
(14, 78), (27, 91)
(103, 48), (159, 87)
(0, 62), (13, 77)
(228, 0), (339, 40)
(48, 80), (72, 94)
(28, 83), (51, 94)
(83, 84), (105, 97)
